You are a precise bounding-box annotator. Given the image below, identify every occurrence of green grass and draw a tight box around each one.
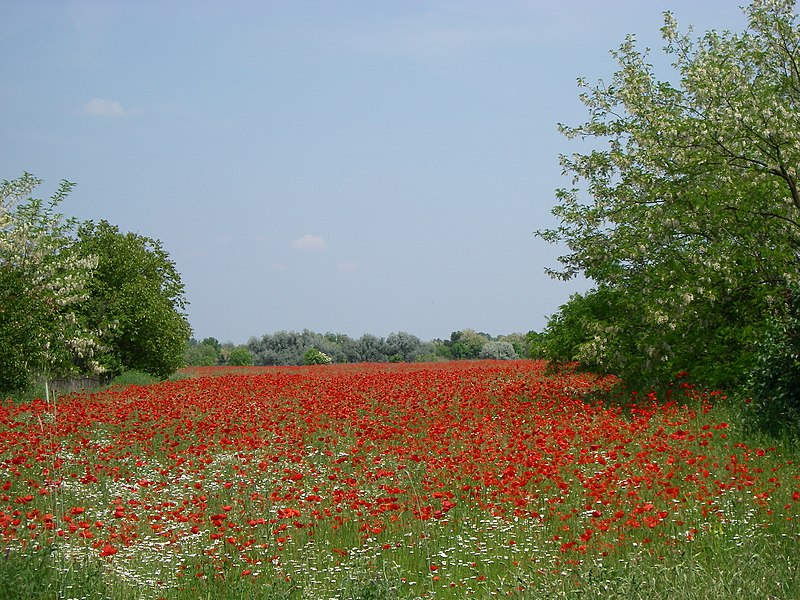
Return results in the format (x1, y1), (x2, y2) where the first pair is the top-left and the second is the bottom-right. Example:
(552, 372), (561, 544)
(0, 545), (111, 600)
(4, 522), (797, 600)
(3, 370), (162, 405)
(109, 370), (160, 387)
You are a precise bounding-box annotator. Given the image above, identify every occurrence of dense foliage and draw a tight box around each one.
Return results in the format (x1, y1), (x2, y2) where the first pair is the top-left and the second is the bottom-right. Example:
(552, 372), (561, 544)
(745, 285), (800, 435)
(72, 220), (191, 379)
(225, 346), (254, 366)
(0, 174), (191, 393)
(183, 340), (220, 367)
(0, 175), (99, 392)
(537, 1), (800, 405)
(0, 263), (54, 391)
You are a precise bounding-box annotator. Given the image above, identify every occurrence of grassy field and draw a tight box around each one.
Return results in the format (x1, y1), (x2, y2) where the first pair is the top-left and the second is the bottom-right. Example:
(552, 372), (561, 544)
(0, 360), (797, 598)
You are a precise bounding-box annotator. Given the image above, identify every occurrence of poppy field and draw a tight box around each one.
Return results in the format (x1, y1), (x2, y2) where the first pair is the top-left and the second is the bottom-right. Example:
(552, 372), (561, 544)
(1, 360), (799, 598)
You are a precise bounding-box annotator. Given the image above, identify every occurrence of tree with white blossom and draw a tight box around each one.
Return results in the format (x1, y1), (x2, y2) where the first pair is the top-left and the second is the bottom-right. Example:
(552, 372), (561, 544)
(0, 174), (101, 392)
(537, 0), (800, 389)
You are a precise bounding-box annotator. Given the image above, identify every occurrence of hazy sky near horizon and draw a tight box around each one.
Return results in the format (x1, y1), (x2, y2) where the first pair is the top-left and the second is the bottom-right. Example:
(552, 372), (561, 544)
(2, 1), (749, 343)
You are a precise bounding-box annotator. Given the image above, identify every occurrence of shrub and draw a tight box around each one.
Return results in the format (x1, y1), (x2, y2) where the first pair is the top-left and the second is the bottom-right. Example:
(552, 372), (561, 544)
(303, 347), (332, 365)
(478, 341), (518, 360)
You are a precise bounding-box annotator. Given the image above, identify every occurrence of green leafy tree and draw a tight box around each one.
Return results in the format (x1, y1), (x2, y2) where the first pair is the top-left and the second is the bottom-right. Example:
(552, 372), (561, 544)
(184, 338), (223, 366)
(184, 342), (218, 366)
(449, 329), (490, 360)
(524, 331), (546, 359)
(0, 174), (100, 393)
(432, 338), (454, 360)
(226, 346), (253, 366)
(72, 220), (191, 379)
(537, 0), (800, 389)
(0, 265), (53, 391)
(201, 337), (222, 354)
(540, 287), (647, 378)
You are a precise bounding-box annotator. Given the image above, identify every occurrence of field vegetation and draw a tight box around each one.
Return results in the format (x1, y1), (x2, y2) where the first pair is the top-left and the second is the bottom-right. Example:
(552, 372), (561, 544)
(0, 361), (798, 599)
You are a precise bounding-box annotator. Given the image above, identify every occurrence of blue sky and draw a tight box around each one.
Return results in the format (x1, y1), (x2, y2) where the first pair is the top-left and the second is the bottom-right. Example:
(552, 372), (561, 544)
(2, 1), (748, 343)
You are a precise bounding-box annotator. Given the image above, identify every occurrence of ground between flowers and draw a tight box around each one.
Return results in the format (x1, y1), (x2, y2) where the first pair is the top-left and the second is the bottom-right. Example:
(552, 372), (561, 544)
(0, 360), (798, 598)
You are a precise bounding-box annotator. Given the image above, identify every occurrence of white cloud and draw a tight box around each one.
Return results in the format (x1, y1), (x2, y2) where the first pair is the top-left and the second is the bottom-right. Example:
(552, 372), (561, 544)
(337, 261), (359, 272)
(84, 98), (127, 117)
(291, 234), (327, 250)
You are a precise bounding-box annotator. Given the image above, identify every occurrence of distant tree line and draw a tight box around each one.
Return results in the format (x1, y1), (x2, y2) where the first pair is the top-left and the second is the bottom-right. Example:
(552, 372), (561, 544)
(219, 329), (538, 367)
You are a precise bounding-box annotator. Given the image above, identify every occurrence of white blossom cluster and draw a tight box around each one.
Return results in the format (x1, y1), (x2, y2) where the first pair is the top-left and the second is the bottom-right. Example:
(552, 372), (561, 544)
(537, 1), (800, 382)
(1, 173), (106, 377)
